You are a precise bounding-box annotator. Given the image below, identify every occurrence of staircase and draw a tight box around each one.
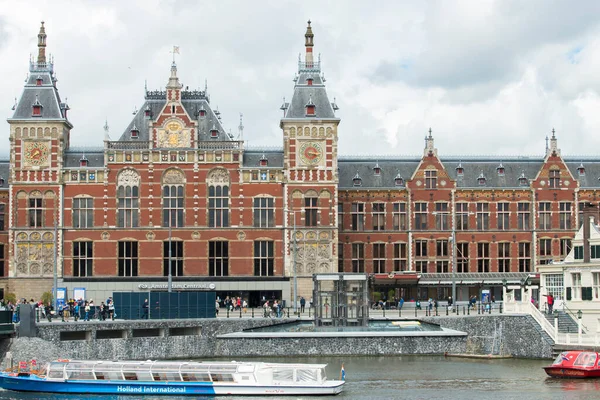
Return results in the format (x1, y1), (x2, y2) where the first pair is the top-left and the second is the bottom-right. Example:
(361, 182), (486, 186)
(543, 311), (582, 334)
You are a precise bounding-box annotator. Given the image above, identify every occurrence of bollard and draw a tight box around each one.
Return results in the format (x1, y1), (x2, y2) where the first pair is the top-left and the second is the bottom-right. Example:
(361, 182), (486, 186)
(478, 304), (481, 315)
(414, 307), (417, 318)
(463, 306), (465, 315)
(309, 306), (311, 318)
(435, 305), (438, 317)
(383, 308), (386, 318)
(252, 307), (255, 318)
(399, 307), (401, 318)
(287, 308), (290, 318)
(500, 304), (503, 314)
(446, 306), (448, 316)
(467, 305), (470, 315)
(239, 306), (242, 318)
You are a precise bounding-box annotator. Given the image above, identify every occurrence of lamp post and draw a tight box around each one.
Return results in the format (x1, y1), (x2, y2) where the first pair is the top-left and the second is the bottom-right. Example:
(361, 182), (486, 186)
(451, 228), (456, 312)
(284, 209), (298, 313)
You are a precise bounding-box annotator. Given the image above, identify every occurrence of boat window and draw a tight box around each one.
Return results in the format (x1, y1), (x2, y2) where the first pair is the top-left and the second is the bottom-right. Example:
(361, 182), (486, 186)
(553, 353), (568, 365)
(152, 372), (182, 381)
(211, 373), (234, 382)
(573, 353), (596, 367)
(181, 372), (210, 382)
(66, 370), (95, 380)
(94, 372), (105, 380)
(123, 372), (138, 381)
(296, 369), (319, 382)
(47, 369), (64, 379)
(208, 365), (237, 373)
(273, 369), (294, 382)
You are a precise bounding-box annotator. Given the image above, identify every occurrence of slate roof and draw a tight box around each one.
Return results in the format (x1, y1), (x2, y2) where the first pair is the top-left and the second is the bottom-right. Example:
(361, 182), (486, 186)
(9, 70), (69, 123)
(443, 157), (542, 189)
(242, 149), (284, 168)
(565, 161), (600, 188)
(339, 158), (420, 189)
(0, 161), (9, 189)
(283, 70), (338, 120)
(63, 150), (105, 168)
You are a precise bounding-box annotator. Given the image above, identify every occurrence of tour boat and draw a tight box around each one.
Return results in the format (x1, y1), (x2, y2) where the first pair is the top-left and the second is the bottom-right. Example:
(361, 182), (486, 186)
(0, 359), (345, 395)
(544, 351), (600, 378)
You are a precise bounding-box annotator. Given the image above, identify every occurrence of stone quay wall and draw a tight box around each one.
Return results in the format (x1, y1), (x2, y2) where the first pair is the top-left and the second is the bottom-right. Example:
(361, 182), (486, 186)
(2, 315), (552, 365)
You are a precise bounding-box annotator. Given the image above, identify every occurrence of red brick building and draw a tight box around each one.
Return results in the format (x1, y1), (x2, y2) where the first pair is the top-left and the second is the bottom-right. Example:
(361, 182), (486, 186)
(0, 22), (597, 305)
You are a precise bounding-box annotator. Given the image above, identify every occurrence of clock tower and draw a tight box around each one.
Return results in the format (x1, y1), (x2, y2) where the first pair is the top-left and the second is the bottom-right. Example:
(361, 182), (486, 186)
(6, 22), (72, 293)
(281, 21), (341, 301)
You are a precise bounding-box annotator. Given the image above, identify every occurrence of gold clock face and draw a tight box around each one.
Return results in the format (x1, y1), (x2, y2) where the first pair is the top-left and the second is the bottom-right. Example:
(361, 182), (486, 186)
(24, 141), (50, 166)
(299, 141), (324, 165)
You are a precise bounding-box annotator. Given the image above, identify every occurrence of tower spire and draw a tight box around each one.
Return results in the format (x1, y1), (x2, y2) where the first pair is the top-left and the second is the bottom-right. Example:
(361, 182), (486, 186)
(305, 20), (314, 67)
(166, 61), (180, 89)
(37, 21), (47, 65)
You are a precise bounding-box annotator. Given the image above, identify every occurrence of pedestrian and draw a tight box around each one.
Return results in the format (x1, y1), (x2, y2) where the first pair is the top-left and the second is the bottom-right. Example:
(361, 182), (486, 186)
(300, 296), (306, 313)
(108, 298), (115, 320)
(73, 302), (80, 322)
(399, 297), (405, 310)
(100, 302), (106, 321)
(543, 293), (554, 314)
(44, 302), (53, 322)
(242, 299), (248, 313)
(142, 299), (149, 319)
(215, 299), (220, 316)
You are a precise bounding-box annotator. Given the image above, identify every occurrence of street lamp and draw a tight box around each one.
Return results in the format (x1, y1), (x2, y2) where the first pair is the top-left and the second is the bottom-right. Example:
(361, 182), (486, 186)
(284, 209), (298, 313)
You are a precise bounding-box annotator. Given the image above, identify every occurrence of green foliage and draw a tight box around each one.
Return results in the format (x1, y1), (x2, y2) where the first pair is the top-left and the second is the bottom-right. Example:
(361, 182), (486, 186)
(4, 293), (16, 305)
(41, 292), (53, 305)
(372, 292), (381, 303)
(388, 289), (396, 302)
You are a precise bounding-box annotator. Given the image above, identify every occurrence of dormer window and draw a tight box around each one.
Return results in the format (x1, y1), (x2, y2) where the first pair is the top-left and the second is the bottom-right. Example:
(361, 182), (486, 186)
(394, 172), (404, 187)
(307, 76), (313, 86)
(477, 171), (486, 186)
(373, 163), (381, 176)
(518, 172), (528, 186)
(260, 154), (268, 167)
(210, 124), (218, 138)
(456, 163), (464, 176)
(80, 156), (88, 167)
(130, 124), (139, 139)
(578, 163), (585, 176)
(199, 105), (206, 117)
(0, 177), (4, 186)
(36, 76), (43, 86)
(306, 95), (315, 116)
(144, 105), (152, 118)
(171, 105), (176, 114)
(32, 95), (42, 116)
(497, 163), (505, 176)
(352, 172), (362, 187)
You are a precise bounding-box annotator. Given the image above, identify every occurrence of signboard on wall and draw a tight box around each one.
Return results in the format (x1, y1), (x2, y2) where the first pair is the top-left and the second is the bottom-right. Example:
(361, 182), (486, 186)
(54, 287), (67, 309)
(73, 287), (86, 301)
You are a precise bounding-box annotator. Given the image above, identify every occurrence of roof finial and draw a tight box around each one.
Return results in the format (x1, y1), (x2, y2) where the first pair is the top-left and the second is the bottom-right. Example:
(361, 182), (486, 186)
(37, 21), (47, 65)
(305, 20), (314, 68)
(552, 127), (556, 138)
(238, 112), (244, 140)
(428, 127), (432, 138)
(545, 135), (549, 151)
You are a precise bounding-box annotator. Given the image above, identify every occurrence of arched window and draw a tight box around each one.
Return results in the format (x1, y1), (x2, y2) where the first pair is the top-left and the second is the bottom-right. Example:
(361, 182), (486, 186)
(207, 169), (230, 228)
(117, 169), (140, 228)
(162, 169), (185, 228)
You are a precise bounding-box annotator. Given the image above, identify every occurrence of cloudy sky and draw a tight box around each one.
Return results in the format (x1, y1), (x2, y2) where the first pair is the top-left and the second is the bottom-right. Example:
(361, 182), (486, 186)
(1, 0), (600, 159)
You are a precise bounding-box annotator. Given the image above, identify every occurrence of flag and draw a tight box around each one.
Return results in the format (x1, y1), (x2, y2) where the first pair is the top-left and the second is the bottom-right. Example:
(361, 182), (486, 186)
(340, 364), (346, 381)
(173, 46), (180, 54)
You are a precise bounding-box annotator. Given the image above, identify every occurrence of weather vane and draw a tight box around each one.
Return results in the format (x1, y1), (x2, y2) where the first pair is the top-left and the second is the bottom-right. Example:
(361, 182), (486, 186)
(171, 46), (180, 63)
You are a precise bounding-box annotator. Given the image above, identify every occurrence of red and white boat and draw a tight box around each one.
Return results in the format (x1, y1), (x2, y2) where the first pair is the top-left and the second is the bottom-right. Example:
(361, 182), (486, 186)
(544, 351), (600, 378)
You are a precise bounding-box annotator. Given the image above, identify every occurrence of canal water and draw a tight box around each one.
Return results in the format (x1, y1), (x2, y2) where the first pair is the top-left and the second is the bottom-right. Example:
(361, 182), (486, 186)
(0, 355), (597, 400)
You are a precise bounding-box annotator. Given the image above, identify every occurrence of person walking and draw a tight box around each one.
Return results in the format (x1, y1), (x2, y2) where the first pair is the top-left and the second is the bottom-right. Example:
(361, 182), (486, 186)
(108, 298), (115, 320)
(300, 297), (306, 313)
(543, 293), (555, 314)
(84, 302), (90, 321)
(142, 299), (149, 319)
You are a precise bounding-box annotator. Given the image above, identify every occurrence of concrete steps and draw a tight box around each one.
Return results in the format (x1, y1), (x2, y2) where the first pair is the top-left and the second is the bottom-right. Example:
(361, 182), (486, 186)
(543, 311), (581, 334)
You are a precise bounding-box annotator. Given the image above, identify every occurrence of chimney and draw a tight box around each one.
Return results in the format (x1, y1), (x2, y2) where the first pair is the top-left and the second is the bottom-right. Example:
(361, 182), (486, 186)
(582, 202), (595, 263)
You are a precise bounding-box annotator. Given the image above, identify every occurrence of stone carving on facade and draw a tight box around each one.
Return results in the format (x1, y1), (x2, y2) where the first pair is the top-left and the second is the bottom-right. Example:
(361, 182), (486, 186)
(162, 169), (185, 184)
(207, 168), (230, 185)
(318, 244), (329, 258)
(43, 264), (53, 275)
(237, 231), (246, 241)
(101, 231), (110, 240)
(319, 262), (329, 272)
(306, 263), (317, 274)
(17, 264), (27, 274)
(30, 263), (40, 275)
(192, 231), (200, 240)
(146, 231), (155, 241)
(117, 169), (140, 186)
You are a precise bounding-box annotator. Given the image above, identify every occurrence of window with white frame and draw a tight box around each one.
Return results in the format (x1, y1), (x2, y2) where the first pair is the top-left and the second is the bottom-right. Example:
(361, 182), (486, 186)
(305, 196), (318, 227)
(435, 202), (449, 230)
(415, 260), (428, 273)
(549, 169), (560, 189)
(338, 203), (344, 231)
(73, 198), (93, 228)
(209, 241), (229, 276)
(117, 185), (139, 228)
(118, 241), (138, 276)
(73, 241), (93, 277)
(393, 243), (407, 271)
(372, 203), (385, 231)
(436, 260), (449, 273)
(163, 240), (184, 276)
(457, 242), (469, 273)
(518, 242), (531, 272)
(593, 272), (600, 300)
(545, 273), (564, 300)
(477, 242), (490, 273)
(572, 272), (582, 300)
(352, 243), (364, 273)
(560, 238), (572, 260)
(456, 203), (469, 230)
(476, 203), (489, 230)
(338, 243), (344, 273)
(425, 170), (437, 189)
(392, 203), (407, 231)
(436, 239), (448, 257)
(538, 202), (552, 230)
(373, 243), (386, 273)
(559, 202), (571, 230)
(497, 202), (509, 230)
(351, 203), (364, 231)
(208, 185), (229, 228)
(163, 184), (184, 227)
(253, 197), (274, 228)
(518, 203), (531, 230)
(415, 239), (428, 257)
(414, 202), (427, 230)
(28, 195), (43, 227)
(498, 242), (510, 272)
(254, 240), (274, 276)
(539, 238), (552, 264)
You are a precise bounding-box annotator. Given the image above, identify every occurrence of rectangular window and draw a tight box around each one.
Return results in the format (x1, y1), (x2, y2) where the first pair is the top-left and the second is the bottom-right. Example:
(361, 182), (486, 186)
(208, 186), (229, 228)
(209, 241), (229, 276)
(498, 242), (510, 272)
(559, 202), (571, 230)
(305, 197), (318, 227)
(574, 246), (583, 260)
(457, 242), (469, 273)
(415, 260), (428, 273)
(436, 260), (449, 273)
(435, 203), (449, 230)
(0, 203), (5, 231)
(253, 198), (274, 228)
(0, 243), (4, 276)
(518, 242), (531, 272)
(351, 243), (364, 273)
(392, 203), (407, 231)
(162, 185), (184, 228)
(163, 241), (184, 277)
(538, 202), (552, 230)
(456, 203), (469, 231)
(338, 243), (344, 273)
(497, 202), (509, 230)
(425, 170), (437, 189)
(351, 203), (364, 231)
(414, 202), (427, 230)
(591, 245), (600, 259)
(572, 272), (582, 300)
(593, 272), (600, 300)
(372, 203), (385, 231)
(254, 240), (274, 276)
(117, 186), (139, 228)
(73, 241), (93, 277)
(545, 274), (564, 300)
(393, 243), (407, 271)
(476, 203), (489, 230)
(436, 239), (448, 257)
(338, 203), (344, 231)
(549, 170), (560, 189)
(560, 239), (572, 259)
(373, 243), (386, 273)
(477, 243), (490, 272)
(29, 198), (43, 227)
(539, 238), (552, 264)
(72, 198), (93, 229)
(118, 241), (138, 277)
(415, 239), (428, 257)
(517, 203), (530, 230)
